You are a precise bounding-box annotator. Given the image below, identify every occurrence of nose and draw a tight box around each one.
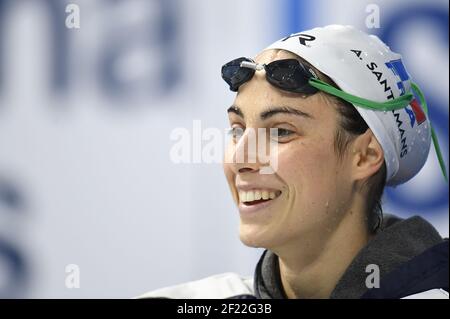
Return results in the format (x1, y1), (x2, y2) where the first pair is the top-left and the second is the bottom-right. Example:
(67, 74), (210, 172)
(229, 128), (264, 174)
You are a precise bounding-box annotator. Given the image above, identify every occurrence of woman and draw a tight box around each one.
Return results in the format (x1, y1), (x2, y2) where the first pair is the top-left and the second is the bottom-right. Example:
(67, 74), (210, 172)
(139, 25), (448, 299)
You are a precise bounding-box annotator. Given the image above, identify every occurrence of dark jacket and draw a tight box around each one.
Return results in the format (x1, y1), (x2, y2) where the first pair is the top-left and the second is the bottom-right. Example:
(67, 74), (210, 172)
(253, 214), (448, 299)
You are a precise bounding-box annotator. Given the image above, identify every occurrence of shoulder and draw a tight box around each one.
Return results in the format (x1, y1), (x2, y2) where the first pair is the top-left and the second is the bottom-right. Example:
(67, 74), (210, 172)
(135, 272), (255, 299)
(363, 240), (449, 299)
(402, 289), (449, 299)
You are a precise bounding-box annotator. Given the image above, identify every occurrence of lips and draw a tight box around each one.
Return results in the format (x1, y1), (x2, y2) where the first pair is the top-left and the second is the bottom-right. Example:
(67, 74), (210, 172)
(236, 187), (282, 215)
(238, 189), (282, 204)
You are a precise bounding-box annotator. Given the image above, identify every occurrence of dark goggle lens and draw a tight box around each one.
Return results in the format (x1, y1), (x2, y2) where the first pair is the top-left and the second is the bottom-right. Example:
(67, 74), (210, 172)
(221, 57), (318, 94)
(221, 57), (255, 92)
(265, 59), (318, 94)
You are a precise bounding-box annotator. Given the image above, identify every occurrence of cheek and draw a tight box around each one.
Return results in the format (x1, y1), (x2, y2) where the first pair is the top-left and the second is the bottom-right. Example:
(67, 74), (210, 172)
(274, 139), (345, 235)
(223, 162), (233, 182)
(223, 139), (234, 177)
(276, 137), (344, 221)
(277, 137), (338, 188)
(223, 159), (238, 203)
(223, 140), (233, 165)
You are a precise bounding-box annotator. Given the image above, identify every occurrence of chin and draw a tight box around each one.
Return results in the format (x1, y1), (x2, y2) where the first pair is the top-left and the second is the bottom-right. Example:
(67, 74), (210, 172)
(239, 223), (273, 249)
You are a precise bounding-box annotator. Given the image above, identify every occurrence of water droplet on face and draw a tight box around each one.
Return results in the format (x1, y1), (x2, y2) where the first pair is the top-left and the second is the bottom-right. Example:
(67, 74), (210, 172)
(325, 201), (329, 208)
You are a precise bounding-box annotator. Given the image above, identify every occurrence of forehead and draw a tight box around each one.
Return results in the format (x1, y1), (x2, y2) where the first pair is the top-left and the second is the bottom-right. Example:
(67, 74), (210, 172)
(254, 49), (300, 65)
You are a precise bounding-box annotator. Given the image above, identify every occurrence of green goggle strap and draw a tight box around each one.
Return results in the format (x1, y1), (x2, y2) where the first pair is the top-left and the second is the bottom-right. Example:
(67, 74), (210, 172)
(308, 78), (448, 183)
(411, 82), (448, 183)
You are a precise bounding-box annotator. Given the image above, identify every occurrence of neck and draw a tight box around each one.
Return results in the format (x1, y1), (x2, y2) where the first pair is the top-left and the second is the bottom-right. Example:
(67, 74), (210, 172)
(275, 201), (372, 299)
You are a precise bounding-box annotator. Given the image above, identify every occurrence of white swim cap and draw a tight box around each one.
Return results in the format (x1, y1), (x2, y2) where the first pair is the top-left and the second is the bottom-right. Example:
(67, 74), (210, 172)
(264, 25), (444, 186)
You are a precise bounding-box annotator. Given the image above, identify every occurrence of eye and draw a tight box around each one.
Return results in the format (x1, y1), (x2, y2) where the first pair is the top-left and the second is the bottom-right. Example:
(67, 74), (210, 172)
(227, 126), (245, 141)
(276, 128), (294, 137)
(270, 127), (295, 141)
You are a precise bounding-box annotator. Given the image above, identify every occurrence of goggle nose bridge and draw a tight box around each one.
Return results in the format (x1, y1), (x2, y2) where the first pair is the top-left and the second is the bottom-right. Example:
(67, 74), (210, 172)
(240, 60), (265, 71)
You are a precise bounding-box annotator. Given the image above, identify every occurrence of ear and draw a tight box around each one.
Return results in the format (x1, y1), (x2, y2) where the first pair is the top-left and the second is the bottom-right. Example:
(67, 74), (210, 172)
(351, 129), (384, 182)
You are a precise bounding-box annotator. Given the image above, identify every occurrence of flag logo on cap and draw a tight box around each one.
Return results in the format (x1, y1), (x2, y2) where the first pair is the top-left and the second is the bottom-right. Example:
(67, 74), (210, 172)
(406, 99), (427, 127)
(385, 59), (426, 128)
(385, 59), (410, 95)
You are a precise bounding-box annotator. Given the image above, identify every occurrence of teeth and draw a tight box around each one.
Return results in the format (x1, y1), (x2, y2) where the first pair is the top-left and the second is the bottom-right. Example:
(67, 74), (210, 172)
(238, 189), (281, 203)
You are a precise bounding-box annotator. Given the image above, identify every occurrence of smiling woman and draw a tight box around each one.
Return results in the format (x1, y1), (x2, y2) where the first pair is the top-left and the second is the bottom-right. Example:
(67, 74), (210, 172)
(138, 25), (449, 300)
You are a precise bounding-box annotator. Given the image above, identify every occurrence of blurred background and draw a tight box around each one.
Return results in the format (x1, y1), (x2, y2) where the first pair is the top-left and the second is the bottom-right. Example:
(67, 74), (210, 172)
(0, 0), (448, 298)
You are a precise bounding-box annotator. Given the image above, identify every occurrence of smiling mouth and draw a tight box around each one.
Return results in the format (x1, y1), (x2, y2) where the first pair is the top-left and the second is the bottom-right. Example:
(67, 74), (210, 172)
(238, 190), (282, 206)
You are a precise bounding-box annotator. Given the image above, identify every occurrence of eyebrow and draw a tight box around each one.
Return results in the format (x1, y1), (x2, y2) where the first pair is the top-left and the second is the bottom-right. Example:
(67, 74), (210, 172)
(227, 105), (244, 118)
(227, 105), (313, 120)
